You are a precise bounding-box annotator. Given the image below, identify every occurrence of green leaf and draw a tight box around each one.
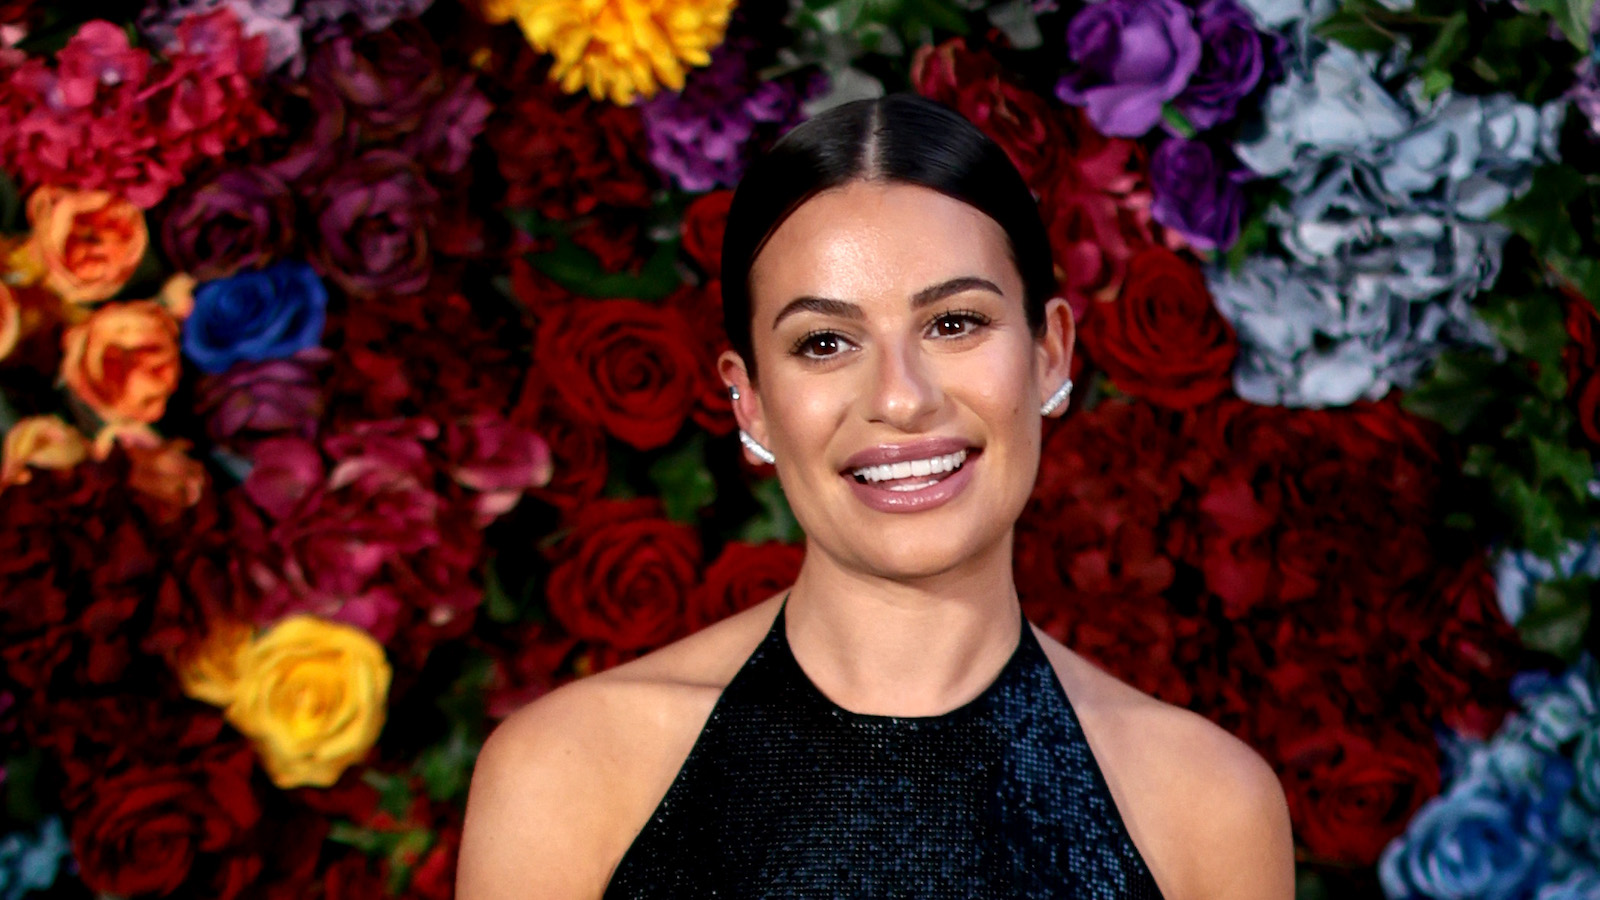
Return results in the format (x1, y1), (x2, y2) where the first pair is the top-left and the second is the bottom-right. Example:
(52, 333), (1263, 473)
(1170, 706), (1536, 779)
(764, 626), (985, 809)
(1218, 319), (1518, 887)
(1532, 437), (1596, 500)
(740, 479), (803, 544)
(481, 559), (521, 625)
(1160, 105), (1197, 140)
(362, 769), (415, 820)
(416, 726), (479, 803)
(1419, 67), (1453, 99)
(1313, 2), (1400, 53)
(1525, 0), (1596, 51)
(1421, 11), (1471, 72)
(648, 434), (717, 522)
(529, 236), (682, 301)
(1519, 577), (1595, 661)
(1475, 290), (1569, 370)
(3, 749), (49, 823)
(1402, 352), (1503, 434)
(1497, 165), (1586, 259)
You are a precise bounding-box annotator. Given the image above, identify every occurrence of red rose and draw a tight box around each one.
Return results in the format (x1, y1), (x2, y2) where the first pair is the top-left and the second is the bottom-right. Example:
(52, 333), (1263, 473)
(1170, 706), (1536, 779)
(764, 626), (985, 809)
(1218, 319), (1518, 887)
(912, 38), (1069, 189)
(1564, 293), (1600, 447)
(545, 499), (701, 651)
(1082, 246), (1237, 408)
(1277, 718), (1440, 866)
(1394, 557), (1520, 738)
(535, 299), (704, 450)
(487, 82), (654, 219)
(681, 190), (733, 276)
(665, 279), (735, 436)
(687, 541), (804, 632)
(67, 747), (262, 899)
(510, 376), (609, 513)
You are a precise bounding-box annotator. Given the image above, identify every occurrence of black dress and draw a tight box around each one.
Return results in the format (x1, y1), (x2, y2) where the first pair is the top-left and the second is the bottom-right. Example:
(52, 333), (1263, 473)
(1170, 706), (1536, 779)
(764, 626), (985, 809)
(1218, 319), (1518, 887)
(603, 604), (1166, 899)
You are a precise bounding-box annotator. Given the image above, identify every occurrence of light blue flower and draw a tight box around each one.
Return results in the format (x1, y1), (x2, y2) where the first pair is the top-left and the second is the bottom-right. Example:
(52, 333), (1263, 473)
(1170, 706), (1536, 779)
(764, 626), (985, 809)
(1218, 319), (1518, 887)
(1217, 36), (1561, 408)
(1494, 538), (1600, 625)
(0, 818), (69, 900)
(1380, 744), (1570, 900)
(1536, 866), (1600, 900)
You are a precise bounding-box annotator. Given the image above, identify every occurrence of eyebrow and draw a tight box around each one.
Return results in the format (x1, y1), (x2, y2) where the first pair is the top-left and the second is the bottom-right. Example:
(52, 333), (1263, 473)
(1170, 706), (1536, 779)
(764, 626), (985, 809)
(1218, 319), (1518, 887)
(769, 276), (1006, 330)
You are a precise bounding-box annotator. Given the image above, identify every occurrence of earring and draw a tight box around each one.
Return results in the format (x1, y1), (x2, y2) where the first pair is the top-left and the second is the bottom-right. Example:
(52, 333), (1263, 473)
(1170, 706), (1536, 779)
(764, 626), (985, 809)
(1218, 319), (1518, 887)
(728, 385), (740, 401)
(740, 430), (776, 465)
(1040, 378), (1073, 416)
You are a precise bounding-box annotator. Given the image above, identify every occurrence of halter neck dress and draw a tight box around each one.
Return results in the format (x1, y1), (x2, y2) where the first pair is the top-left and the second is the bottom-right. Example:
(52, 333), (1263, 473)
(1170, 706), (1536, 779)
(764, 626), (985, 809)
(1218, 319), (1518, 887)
(602, 604), (1166, 898)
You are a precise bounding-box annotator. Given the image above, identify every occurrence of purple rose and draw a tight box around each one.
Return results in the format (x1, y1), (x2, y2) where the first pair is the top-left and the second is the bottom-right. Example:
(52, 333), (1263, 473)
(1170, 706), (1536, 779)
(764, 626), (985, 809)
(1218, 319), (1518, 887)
(1149, 138), (1247, 251)
(1173, 0), (1269, 130)
(310, 150), (437, 297)
(403, 74), (491, 177)
(309, 26), (440, 144)
(197, 348), (329, 451)
(161, 166), (297, 281)
(1055, 0), (1202, 137)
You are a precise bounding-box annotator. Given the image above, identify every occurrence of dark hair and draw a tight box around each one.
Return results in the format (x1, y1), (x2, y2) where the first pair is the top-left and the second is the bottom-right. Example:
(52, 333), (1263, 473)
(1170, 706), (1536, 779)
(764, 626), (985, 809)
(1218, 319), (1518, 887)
(719, 93), (1055, 380)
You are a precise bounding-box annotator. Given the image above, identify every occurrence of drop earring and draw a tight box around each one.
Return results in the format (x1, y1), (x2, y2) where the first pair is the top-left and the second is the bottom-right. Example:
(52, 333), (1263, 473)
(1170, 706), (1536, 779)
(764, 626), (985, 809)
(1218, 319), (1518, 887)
(1040, 378), (1073, 416)
(728, 385), (777, 465)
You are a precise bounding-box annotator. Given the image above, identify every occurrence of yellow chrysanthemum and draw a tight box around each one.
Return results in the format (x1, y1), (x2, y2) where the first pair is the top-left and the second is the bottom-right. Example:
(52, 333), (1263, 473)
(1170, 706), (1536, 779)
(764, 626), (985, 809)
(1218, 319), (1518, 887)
(499, 0), (735, 105)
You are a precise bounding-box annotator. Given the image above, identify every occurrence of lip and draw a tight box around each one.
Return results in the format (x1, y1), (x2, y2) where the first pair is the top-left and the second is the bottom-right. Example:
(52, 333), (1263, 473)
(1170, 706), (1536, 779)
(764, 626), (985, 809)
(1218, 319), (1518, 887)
(840, 436), (975, 472)
(844, 449), (978, 514)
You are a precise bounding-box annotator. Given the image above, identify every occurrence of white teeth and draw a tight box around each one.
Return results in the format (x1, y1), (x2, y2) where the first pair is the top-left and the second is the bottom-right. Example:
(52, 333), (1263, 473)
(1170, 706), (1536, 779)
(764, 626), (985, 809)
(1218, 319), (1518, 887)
(851, 450), (968, 484)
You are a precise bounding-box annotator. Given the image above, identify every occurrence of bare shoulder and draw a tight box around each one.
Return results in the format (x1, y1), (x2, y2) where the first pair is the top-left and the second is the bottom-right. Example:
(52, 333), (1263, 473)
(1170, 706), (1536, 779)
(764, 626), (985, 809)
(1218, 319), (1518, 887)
(1033, 628), (1295, 900)
(457, 597), (784, 900)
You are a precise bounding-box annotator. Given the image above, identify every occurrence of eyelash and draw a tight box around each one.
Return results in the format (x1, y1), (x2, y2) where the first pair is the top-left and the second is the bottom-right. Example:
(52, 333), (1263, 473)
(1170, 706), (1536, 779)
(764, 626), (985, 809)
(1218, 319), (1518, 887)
(786, 310), (994, 360)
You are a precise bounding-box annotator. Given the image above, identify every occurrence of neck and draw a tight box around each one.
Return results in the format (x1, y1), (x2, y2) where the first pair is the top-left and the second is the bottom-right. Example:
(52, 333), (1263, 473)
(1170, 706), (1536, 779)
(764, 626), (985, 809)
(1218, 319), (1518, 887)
(782, 534), (1023, 717)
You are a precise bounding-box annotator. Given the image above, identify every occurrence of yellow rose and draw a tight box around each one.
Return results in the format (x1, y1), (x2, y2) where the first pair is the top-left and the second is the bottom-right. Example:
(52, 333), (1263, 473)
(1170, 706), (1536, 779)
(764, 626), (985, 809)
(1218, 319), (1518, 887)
(25, 186), (149, 306)
(0, 415), (90, 491)
(225, 616), (392, 789)
(173, 619), (255, 708)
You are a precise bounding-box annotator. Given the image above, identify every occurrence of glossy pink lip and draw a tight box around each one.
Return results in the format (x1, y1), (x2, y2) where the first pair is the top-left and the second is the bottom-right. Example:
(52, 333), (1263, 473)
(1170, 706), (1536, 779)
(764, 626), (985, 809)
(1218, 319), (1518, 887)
(840, 437), (975, 472)
(843, 449), (978, 514)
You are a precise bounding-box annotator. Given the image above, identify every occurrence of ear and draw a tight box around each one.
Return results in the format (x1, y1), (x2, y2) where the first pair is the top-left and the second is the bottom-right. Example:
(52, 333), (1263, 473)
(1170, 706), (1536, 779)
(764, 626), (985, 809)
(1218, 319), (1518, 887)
(1035, 297), (1076, 416)
(717, 350), (772, 464)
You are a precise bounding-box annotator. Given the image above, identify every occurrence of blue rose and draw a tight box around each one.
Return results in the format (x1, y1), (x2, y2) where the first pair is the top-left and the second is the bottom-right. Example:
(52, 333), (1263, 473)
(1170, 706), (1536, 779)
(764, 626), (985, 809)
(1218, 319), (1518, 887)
(182, 260), (328, 375)
(0, 817), (69, 900)
(1537, 866), (1600, 900)
(1380, 750), (1569, 900)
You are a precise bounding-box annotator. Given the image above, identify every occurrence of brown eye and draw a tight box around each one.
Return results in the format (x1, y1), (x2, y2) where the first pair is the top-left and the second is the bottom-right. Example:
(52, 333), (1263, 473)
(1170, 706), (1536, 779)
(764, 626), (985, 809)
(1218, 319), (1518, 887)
(792, 331), (852, 360)
(929, 311), (990, 339)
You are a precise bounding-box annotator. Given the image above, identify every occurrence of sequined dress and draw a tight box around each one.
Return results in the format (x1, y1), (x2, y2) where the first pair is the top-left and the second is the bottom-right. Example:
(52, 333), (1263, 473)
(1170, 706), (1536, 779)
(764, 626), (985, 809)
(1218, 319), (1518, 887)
(602, 605), (1167, 898)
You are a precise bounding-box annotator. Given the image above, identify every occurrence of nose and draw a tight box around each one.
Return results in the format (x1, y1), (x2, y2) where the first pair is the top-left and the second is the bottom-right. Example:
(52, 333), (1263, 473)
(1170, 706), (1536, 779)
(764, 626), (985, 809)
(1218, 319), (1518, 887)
(866, 338), (941, 430)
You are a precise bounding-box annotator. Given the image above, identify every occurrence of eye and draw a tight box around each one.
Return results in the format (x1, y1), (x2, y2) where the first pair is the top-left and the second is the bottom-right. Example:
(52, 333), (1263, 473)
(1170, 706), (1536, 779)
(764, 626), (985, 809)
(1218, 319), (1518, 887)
(791, 330), (854, 360)
(928, 309), (991, 339)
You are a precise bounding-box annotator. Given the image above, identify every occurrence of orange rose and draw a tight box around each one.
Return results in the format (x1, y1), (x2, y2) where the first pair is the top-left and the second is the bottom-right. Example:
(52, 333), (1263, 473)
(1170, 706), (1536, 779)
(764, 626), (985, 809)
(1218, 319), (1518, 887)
(93, 423), (207, 521)
(0, 280), (17, 362)
(60, 300), (182, 425)
(0, 415), (90, 490)
(26, 187), (149, 305)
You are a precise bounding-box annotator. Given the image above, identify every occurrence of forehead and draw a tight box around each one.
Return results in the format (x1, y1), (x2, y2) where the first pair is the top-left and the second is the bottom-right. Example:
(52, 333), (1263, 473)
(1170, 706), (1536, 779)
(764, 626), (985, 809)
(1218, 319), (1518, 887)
(748, 181), (1020, 310)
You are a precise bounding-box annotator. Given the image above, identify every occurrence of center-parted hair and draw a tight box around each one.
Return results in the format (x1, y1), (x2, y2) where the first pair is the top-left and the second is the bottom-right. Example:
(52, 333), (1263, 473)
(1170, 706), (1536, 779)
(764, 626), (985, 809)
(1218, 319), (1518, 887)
(720, 93), (1056, 381)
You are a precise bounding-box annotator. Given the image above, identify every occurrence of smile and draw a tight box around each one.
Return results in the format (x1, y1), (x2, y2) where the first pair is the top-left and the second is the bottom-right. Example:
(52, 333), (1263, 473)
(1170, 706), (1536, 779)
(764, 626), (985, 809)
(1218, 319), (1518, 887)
(840, 440), (980, 513)
(850, 450), (968, 490)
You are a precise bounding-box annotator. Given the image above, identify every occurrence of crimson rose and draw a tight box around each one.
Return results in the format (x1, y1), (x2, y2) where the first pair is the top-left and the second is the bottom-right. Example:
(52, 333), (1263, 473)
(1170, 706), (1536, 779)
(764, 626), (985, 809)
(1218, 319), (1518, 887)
(545, 499), (701, 651)
(67, 747), (262, 900)
(687, 541), (804, 632)
(1081, 246), (1236, 408)
(535, 299), (704, 450)
(680, 190), (733, 276)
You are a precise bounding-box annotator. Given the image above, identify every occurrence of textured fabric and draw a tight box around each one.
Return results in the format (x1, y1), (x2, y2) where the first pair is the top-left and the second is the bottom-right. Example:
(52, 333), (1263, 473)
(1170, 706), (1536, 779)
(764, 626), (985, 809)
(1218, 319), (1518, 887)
(602, 605), (1167, 898)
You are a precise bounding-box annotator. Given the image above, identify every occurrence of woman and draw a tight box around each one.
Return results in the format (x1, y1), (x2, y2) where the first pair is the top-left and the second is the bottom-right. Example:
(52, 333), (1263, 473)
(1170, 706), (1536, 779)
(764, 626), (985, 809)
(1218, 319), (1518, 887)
(458, 94), (1295, 899)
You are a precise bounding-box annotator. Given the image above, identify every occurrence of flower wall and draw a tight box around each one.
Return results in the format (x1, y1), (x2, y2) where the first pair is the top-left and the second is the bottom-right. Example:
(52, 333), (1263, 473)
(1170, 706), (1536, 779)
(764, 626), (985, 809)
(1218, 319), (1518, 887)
(0, 0), (1598, 897)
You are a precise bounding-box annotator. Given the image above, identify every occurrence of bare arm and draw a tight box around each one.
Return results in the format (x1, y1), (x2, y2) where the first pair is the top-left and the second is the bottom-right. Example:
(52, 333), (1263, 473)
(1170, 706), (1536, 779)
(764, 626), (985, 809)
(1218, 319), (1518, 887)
(1182, 737), (1296, 900)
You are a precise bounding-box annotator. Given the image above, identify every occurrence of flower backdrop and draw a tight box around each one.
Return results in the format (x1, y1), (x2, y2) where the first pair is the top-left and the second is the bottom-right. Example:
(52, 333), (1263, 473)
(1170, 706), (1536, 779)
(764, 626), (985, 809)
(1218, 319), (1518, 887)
(0, 0), (1599, 896)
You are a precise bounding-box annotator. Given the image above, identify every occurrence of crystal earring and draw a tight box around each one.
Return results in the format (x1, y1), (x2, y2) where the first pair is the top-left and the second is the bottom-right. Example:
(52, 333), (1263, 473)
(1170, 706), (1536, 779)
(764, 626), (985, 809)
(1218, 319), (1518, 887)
(728, 385), (777, 464)
(1040, 378), (1073, 416)
(739, 430), (776, 465)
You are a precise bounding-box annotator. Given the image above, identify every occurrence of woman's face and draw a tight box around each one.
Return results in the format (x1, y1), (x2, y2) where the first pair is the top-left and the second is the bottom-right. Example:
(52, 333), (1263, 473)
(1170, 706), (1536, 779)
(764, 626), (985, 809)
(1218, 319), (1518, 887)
(722, 180), (1074, 583)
